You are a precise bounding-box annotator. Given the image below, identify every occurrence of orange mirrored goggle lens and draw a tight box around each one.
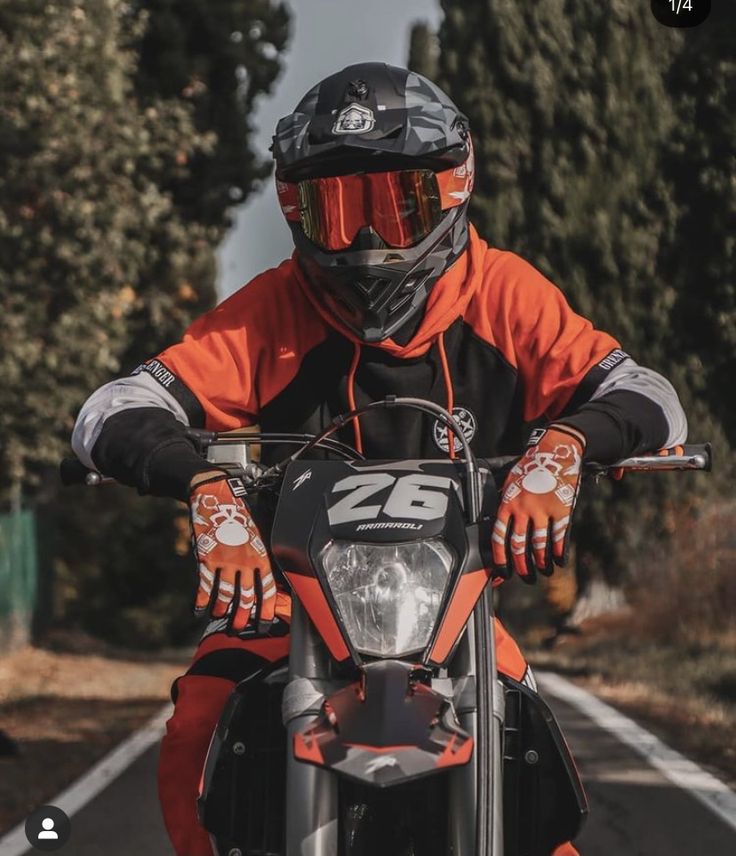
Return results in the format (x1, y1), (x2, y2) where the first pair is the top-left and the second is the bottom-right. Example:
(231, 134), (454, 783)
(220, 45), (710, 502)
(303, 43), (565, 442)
(277, 164), (472, 252)
(299, 170), (440, 251)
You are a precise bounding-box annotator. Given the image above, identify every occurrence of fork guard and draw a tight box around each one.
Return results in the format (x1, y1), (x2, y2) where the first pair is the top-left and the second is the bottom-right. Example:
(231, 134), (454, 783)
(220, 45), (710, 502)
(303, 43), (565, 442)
(294, 660), (473, 786)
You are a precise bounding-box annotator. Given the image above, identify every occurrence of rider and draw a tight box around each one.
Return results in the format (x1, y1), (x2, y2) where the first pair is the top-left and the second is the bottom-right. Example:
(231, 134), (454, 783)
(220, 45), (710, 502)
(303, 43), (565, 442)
(71, 63), (686, 855)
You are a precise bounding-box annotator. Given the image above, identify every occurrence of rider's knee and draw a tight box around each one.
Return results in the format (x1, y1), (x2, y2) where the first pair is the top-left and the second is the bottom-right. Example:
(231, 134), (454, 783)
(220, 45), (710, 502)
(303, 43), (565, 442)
(165, 674), (235, 738)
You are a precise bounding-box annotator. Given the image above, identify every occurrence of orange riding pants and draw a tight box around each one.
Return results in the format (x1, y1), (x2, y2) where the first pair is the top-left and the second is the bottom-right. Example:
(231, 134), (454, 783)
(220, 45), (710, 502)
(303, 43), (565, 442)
(158, 616), (579, 856)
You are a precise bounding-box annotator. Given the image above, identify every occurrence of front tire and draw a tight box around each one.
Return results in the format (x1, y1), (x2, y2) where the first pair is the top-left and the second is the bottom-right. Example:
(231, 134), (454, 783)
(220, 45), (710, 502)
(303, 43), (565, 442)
(339, 776), (449, 856)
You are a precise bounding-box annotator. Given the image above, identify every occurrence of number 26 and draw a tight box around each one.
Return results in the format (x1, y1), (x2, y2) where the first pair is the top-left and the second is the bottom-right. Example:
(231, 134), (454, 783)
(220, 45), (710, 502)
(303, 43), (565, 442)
(327, 473), (454, 524)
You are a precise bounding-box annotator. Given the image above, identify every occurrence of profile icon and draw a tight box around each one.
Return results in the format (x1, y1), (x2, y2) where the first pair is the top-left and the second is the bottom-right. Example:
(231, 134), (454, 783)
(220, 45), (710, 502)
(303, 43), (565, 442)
(24, 804), (70, 850)
(38, 817), (59, 840)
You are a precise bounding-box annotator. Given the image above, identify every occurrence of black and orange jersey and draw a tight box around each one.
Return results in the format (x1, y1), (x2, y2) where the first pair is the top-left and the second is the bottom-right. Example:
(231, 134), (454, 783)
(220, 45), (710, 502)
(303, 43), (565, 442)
(72, 226), (686, 500)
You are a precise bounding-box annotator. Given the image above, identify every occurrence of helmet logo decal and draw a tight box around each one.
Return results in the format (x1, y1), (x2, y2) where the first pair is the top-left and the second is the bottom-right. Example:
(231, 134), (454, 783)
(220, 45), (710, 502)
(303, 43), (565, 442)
(332, 103), (376, 135)
(433, 407), (477, 454)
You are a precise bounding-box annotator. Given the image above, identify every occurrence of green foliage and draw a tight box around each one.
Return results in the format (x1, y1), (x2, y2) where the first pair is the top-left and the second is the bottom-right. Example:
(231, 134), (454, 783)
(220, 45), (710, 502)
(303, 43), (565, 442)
(0, 0), (290, 645)
(134, 0), (289, 229)
(413, 2), (734, 590)
(47, 490), (200, 648)
(408, 21), (439, 81)
(0, 0), (210, 494)
(0, 0), (291, 497)
(119, 0), (289, 364)
(663, 17), (736, 442)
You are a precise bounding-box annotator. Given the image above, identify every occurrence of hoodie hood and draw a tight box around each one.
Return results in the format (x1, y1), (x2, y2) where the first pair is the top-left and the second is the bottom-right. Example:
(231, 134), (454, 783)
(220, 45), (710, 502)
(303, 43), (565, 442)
(292, 225), (487, 359)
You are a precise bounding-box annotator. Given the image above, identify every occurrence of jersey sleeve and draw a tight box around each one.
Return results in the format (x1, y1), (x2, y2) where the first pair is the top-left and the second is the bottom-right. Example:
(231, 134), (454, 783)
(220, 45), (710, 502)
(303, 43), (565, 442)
(153, 300), (259, 432)
(154, 260), (331, 432)
(483, 251), (686, 461)
(70, 288), (264, 501)
(71, 260), (327, 500)
(489, 252), (621, 422)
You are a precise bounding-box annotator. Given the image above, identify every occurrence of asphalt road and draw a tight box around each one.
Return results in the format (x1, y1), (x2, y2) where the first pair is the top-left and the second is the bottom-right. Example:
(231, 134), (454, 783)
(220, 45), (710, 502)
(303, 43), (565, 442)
(546, 691), (736, 856)
(17, 687), (736, 856)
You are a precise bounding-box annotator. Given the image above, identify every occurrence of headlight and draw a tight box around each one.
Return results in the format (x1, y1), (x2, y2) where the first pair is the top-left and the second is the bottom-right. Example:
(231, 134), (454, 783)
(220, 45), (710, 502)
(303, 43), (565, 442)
(319, 539), (455, 657)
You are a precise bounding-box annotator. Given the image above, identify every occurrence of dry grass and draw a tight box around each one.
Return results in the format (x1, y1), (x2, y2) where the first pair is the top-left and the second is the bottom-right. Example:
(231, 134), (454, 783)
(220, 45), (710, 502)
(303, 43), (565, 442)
(625, 499), (736, 646)
(0, 644), (185, 707)
(0, 635), (188, 834)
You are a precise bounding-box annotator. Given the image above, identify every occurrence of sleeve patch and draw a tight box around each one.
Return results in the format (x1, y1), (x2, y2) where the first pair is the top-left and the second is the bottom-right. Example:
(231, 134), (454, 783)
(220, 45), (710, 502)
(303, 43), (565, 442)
(597, 349), (629, 372)
(132, 359), (177, 389)
(130, 358), (205, 427)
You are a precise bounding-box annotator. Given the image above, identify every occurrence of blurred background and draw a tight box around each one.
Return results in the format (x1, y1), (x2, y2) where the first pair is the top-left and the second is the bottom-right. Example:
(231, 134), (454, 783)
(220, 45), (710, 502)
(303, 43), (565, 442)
(0, 0), (733, 837)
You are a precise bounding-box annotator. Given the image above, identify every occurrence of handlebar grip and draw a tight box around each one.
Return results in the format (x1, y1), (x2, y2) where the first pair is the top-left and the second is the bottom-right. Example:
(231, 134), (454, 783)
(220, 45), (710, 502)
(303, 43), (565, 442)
(603, 442), (712, 473)
(60, 457), (103, 486)
(680, 444), (712, 470)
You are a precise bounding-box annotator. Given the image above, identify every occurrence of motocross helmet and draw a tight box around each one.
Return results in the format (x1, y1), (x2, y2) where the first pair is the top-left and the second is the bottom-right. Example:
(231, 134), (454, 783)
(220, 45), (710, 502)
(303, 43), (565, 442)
(272, 62), (474, 343)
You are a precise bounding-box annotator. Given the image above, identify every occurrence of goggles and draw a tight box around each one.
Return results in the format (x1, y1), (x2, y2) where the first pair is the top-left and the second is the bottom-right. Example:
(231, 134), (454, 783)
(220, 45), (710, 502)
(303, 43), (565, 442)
(276, 157), (473, 252)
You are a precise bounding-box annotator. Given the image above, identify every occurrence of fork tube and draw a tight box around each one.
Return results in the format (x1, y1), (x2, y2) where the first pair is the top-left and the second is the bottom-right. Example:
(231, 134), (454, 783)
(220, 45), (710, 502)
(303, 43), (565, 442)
(448, 617), (478, 855)
(285, 600), (339, 856)
(489, 611), (505, 856)
(474, 588), (503, 856)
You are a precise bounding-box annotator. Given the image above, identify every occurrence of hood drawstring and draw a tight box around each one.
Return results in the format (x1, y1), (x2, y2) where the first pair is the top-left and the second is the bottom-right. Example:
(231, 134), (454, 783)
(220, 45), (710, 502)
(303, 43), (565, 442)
(347, 341), (364, 454)
(437, 330), (456, 460)
(347, 333), (456, 460)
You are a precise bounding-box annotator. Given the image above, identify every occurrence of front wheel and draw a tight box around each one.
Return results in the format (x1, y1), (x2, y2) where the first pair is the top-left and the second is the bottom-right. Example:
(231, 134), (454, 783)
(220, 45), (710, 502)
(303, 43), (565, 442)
(339, 776), (449, 856)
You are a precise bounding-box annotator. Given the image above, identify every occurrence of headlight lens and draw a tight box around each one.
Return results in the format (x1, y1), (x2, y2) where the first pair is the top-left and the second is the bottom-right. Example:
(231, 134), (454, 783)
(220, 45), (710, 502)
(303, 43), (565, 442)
(319, 539), (455, 657)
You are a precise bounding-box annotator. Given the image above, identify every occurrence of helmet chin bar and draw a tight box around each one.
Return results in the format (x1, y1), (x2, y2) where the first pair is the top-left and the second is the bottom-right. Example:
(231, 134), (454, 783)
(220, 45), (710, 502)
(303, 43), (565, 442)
(293, 203), (469, 343)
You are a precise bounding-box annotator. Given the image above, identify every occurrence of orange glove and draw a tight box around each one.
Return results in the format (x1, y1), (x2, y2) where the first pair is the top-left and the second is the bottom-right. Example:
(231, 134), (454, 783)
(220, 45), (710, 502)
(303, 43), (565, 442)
(492, 425), (586, 581)
(189, 473), (277, 633)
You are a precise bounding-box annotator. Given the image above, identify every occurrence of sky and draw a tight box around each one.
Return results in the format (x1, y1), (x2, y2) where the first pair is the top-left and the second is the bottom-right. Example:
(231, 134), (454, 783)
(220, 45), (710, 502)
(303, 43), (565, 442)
(216, 0), (442, 297)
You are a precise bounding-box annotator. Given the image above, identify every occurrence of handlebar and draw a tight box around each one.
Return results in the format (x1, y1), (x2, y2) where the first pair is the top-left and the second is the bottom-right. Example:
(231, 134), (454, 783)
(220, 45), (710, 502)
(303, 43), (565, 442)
(59, 443), (713, 488)
(481, 443), (712, 474)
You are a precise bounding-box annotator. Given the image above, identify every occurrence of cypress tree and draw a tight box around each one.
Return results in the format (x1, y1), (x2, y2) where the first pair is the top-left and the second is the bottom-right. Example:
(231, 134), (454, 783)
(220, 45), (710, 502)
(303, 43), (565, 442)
(0, 0), (205, 496)
(0, 0), (291, 498)
(411, 2), (732, 595)
(664, 8), (735, 444)
(133, 0), (290, 230)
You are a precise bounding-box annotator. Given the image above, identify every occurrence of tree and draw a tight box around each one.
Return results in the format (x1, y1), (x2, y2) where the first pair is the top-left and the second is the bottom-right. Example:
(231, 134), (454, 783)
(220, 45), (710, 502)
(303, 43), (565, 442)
(0, 0), (291, 498)
(0, 0), (291, 645)
(408, 20), (439, 83)
(134, 0), (289, 230)
(663, 9), (736, 444)
(411, 2), (732, 596)
(0, 0), (211, 498)
(121, 0), (290, 361)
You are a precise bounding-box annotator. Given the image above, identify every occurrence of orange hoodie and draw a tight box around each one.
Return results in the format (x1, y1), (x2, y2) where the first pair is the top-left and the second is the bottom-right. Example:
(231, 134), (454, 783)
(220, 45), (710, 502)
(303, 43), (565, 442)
(144, 225), (629, 472)
(81, 223), (682, 502)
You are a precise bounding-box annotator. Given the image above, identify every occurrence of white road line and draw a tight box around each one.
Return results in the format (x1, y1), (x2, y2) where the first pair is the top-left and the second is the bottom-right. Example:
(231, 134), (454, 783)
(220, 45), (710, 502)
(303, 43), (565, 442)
(538, 670), (736, 833)
(0, 704), (172, 856)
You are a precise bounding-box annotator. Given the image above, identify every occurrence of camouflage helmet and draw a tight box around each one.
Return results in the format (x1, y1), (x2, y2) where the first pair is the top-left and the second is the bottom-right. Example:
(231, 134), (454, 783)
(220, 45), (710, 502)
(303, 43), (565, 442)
(272, 63), (473, 343)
